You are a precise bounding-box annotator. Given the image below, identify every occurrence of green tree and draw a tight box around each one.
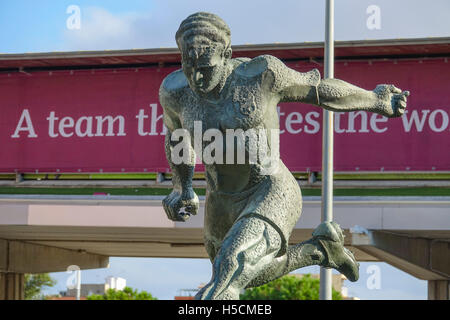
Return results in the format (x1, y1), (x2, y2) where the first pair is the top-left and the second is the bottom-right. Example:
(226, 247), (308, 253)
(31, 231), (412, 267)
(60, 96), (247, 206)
(87, 286), (158, 300)
(24, 273), (56, 300)
(240, 274), (342, 300)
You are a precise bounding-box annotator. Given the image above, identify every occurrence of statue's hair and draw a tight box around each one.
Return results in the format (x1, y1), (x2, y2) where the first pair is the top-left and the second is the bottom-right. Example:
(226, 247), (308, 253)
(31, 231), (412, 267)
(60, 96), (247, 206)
(176, 12), (231, 49)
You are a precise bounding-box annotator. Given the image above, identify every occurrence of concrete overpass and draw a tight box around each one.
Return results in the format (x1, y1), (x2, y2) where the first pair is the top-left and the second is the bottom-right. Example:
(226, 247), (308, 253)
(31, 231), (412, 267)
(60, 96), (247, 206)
(0, 37), (449, 300)
(0, 195), (448, 299)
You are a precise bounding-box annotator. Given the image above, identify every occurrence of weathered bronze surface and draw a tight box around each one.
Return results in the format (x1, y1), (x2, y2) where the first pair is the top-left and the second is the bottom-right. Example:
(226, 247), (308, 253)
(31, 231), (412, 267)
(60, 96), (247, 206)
(160, 12), (409, 300)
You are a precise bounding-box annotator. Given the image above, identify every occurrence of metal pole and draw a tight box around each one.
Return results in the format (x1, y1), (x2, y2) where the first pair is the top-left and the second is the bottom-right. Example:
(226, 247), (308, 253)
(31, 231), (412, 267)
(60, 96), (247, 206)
(76, 269), (81, 300)
(320, 0), (334, 301)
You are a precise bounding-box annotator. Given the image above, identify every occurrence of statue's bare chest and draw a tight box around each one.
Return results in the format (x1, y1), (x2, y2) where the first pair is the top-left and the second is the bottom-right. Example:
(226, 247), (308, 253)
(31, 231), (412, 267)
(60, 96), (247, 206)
(181, 79), (268, 135)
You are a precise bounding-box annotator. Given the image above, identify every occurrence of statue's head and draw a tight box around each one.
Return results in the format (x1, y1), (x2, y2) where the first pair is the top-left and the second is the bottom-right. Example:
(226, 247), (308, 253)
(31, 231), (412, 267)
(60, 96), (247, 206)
(176, 12), (232, 96)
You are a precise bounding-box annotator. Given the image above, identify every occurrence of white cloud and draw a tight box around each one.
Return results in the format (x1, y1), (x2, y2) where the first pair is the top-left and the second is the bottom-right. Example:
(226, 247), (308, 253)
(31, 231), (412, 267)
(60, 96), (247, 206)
(63, 7), (148, 50)
(61, 1), (450, 52)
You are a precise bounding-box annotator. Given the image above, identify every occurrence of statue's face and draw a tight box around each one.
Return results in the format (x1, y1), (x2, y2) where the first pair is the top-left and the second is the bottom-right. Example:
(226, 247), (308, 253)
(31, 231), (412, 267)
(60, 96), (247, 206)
(181, 40), (228, 96)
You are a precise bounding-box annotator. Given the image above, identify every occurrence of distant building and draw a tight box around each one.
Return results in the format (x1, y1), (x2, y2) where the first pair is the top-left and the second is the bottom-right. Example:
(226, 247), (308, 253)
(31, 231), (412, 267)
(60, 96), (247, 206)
(49, 296), (87, 300)
(58, 277), (127, 299)
(174, 289), (200, 300)
(66, 283), (105, 297)
(105, 276), (127, 291)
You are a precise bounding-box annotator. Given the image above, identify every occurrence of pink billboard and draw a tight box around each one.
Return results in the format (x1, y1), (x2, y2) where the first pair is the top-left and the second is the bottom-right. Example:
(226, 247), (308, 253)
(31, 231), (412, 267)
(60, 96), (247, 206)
(0, 58), (449, 173)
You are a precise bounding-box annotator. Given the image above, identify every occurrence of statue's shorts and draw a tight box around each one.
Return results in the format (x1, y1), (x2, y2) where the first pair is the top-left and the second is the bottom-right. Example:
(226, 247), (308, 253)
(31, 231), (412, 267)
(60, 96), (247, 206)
(204, 161), (302, 258)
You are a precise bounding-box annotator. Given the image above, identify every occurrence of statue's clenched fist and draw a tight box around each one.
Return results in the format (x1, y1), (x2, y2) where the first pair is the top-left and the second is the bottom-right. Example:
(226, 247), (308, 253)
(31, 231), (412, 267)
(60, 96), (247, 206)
(162, 188), (199, 222)
(373, 84), (410, 118)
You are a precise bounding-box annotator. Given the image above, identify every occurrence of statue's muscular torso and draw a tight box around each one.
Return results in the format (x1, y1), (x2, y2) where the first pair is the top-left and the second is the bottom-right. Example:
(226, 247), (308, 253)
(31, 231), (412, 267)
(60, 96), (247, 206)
(160, 55), (320, 252)
(160, 55), (318, 192)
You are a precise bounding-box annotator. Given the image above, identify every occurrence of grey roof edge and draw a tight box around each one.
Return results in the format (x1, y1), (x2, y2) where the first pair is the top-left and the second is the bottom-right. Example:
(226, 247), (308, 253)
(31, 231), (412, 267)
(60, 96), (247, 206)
(0, 194), (449, 202)
(1, 37), (449, 61)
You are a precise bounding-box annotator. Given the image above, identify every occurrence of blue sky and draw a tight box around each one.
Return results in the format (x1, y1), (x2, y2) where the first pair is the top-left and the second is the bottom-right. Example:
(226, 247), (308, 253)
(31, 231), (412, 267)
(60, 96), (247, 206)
(2, 0), (447, 299)
(1, 0), (449, 53)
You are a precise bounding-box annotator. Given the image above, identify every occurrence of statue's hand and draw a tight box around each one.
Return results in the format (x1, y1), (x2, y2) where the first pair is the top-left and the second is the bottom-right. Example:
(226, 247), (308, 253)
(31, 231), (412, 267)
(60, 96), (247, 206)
(373, 84), (410, 118)
(162, 188), (199, 222)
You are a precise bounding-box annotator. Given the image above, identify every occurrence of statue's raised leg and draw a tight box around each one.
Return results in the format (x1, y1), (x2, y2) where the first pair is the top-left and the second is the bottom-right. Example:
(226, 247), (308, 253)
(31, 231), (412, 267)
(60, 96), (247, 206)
(246, 221), (360, 288)
(196, 218), (359, 299)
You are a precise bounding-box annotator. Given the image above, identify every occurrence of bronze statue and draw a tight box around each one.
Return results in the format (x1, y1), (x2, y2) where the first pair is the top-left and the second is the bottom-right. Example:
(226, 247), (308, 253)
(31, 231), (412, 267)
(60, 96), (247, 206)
(159, 12), (409, 300)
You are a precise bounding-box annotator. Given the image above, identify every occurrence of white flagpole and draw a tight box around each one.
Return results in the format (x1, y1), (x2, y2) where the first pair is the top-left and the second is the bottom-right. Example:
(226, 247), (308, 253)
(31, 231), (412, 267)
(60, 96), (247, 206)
(320, 0), (334, 301)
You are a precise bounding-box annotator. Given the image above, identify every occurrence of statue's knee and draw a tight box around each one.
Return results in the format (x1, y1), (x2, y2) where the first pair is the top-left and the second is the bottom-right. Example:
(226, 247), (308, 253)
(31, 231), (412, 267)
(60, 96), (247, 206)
(245, 216), (283, 256)
(228, 216), (283, 259)
(262, 220), (283, 253)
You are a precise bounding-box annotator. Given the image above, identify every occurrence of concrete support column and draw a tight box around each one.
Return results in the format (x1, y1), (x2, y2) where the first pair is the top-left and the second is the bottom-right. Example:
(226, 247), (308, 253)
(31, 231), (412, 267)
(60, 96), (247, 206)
(428, 280), (449, 300)
(0, 239), (109, 299)
(0, 272), (24, 300)
(1, 239), (109, 274)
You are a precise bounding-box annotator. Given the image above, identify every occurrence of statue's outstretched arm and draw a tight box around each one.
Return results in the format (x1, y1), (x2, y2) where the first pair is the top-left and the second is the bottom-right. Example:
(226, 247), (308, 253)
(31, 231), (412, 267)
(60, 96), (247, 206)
(159, 89), (199, 222)
(314, 78), (409, 118)
(270, 55), (409, 118)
